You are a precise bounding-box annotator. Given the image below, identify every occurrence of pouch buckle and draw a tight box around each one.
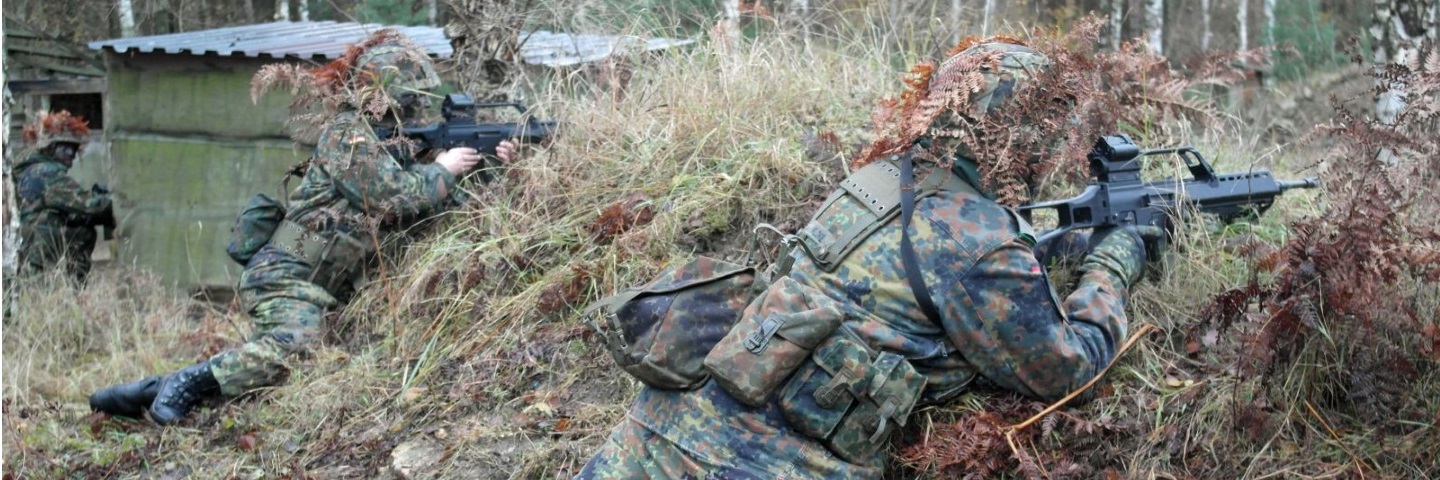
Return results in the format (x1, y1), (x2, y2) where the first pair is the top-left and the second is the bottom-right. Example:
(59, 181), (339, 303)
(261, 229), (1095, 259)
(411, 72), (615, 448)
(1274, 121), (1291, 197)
(744, 314), (786, 354)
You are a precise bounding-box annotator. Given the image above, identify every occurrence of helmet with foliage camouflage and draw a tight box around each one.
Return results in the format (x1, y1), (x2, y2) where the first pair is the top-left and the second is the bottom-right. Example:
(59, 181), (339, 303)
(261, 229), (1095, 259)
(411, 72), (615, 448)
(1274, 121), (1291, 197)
(22, 110), (90, 150)
(948, 42), (1050, 119)
(348, 36), (437, 104)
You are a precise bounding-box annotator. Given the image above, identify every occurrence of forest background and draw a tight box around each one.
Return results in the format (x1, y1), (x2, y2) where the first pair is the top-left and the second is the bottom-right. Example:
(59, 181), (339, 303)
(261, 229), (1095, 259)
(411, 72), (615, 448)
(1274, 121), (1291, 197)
(3, 0), (1438, 478)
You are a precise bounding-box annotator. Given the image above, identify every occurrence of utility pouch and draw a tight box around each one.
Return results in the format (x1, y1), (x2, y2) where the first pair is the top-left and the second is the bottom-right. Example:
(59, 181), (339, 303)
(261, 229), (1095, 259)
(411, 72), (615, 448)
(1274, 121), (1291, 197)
(309, 229), (375, 296)
(704, 276), (845, 407)
(778, 332), (926, 464)
(226, 194), (286, 266)
(582, 256), (759, 390)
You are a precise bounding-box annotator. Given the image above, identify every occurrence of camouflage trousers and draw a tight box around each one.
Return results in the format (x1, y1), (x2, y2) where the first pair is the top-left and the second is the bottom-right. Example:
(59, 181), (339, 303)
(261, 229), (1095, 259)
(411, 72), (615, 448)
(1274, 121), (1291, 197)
(209, 246), (338, 396)
(19, 223), (97, 281)
(576, 380), (883, 480)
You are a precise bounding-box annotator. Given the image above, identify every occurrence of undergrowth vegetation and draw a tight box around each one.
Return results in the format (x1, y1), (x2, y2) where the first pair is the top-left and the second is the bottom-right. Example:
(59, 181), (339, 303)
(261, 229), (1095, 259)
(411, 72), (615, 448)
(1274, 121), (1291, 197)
(4, 15), (1438, 480)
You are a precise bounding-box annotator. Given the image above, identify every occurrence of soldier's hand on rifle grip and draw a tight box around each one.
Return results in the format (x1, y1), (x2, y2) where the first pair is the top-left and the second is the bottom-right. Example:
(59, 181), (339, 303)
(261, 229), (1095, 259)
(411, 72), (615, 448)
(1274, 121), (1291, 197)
(1082, 225), (1166, 289)
(437, 147), (483, 176)
(495, 139), (521, 163)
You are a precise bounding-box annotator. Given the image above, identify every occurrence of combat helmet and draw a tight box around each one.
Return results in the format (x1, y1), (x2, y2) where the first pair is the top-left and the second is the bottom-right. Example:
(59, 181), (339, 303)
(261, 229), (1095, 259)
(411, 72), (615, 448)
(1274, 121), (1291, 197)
(349, 31), (442, 105)
(938, 41), (1054, 121)
(22, 110), (91, 150)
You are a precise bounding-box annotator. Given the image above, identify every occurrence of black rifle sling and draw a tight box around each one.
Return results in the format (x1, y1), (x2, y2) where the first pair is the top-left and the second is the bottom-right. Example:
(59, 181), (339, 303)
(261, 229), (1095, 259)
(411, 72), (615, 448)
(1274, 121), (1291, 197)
(899, 151), (944, 324)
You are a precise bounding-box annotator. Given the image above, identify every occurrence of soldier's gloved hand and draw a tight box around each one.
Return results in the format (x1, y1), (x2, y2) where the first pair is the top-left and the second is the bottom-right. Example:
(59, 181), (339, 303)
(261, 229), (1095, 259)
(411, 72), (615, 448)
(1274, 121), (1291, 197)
(1034, 229), (1092, 267)
(92, 183), (111, 195)
(1079, 225), (1165, 288)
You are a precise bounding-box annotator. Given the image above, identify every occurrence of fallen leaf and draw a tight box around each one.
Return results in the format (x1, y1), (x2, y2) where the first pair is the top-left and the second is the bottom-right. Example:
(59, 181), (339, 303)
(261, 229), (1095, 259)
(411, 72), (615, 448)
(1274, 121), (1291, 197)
(1185, 337), (1202, 355)
(238, 432), (258, 451)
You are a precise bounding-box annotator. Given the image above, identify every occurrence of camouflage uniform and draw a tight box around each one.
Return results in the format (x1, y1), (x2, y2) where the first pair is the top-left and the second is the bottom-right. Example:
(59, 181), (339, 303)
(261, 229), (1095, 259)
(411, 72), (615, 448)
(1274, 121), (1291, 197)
(210, 108), (458, 395)
(578, 42), (1150, 479)
(13, 151), (111, 281)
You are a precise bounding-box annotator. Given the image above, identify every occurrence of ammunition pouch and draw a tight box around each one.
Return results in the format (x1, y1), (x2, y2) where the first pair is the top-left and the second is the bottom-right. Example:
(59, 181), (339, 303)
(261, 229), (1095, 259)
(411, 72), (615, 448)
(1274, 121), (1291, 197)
(703, 276), (845, 406)
(583, 256), (761, 390)
(778, 331), (926, 464)
(269, 220), (374, 295)
(226, 194), (285, 265)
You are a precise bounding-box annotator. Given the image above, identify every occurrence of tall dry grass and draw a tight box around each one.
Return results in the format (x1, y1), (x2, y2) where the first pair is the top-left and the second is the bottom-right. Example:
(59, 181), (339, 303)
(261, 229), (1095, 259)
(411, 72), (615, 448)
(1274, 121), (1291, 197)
(4, 15), (1433, 480)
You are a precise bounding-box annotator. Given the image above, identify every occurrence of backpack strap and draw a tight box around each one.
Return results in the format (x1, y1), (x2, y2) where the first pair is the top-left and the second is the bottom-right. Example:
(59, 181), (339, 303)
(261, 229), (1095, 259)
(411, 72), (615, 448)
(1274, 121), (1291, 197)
(898, 151), (944, 324)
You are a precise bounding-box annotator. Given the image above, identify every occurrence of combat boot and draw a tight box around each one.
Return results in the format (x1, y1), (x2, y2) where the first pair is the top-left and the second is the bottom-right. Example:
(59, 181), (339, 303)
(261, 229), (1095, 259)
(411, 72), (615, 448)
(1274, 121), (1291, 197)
(89, 375), (162, 418)
(149, 362), (220, 425)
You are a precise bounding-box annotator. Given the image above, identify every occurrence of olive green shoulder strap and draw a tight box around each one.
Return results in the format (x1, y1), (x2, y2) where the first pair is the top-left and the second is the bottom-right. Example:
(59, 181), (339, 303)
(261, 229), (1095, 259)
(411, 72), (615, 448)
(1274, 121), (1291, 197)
(794, 158), (974, 273)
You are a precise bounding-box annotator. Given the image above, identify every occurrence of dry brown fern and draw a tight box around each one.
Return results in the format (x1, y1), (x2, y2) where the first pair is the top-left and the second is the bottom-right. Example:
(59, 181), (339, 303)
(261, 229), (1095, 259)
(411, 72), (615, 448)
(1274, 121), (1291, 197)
(851, 16), (1256, 207)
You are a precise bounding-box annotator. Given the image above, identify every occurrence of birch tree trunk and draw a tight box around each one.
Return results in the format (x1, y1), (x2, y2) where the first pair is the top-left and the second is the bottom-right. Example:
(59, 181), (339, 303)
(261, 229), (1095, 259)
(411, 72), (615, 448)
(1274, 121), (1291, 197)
(428, 0), (439, 25)
(983, 0), (996, 36)
(1237, 0), (1248, 62)
(275, 0), (290, 21)
(1371, 0), (1437, 125)
(1431, 2), (1439, 43)
(1263, 0), (1275, 87)
(1201, 0), (1212, 51)
(1144, 0), (1164, 55)
(786, 0), (811, 46)
(298, 0), (309, 21)
(118, 0), (137, 37)
(3, 36), (19, 278)
(244, 0), (255, 22)
(718, 0), (741, 50)
(1109, 0), (1124, 50)
(952, 0), (964, 46)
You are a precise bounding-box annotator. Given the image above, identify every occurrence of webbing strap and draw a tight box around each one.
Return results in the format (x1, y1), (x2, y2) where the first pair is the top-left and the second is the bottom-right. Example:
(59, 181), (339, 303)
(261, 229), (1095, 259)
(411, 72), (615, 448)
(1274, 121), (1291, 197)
(899, 151), (944, 325)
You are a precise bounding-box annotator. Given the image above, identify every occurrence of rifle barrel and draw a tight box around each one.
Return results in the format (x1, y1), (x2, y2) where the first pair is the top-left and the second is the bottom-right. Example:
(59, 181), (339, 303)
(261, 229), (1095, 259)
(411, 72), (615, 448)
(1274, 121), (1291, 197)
(1276, 177), (1321, 192)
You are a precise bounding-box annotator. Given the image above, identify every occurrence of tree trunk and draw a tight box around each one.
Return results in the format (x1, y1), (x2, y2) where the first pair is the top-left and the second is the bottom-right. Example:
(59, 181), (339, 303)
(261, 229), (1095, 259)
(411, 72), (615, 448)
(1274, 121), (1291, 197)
(118, 0), (137, 37)
(1109, 0), (1124, 50)
(298, 0), (309, 21)
(788, 0), (811, 45)
(1237, 0), (1248, 61)
(718, 0), (741, 50)
(1144, 0), (1163, 55)
(244, 0), (255, 23)
(951, 0), (963, 46)
(275, 0), (290, 21)
(2, 38), (19, 278)
(1201, 0), (1212, 51)
(1263, 0), (1275, 87)
(443, 0), (523, 102)
(983, 0), (995, 36)
(428, 0), (439, 25)
(1371, 0), (1437, 125)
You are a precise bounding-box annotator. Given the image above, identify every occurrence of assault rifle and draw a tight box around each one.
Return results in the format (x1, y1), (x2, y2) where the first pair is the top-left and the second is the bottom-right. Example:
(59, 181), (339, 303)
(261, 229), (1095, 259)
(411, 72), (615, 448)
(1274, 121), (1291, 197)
(84, 184), (118, 240)
(1018, 134), (1319, 257)
(374, 93), (557, 183)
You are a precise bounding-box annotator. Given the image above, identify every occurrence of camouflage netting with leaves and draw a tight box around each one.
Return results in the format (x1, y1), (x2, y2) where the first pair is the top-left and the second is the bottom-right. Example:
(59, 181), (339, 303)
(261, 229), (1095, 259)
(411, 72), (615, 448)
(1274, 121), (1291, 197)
(249, 29), (436, 143)
(853, 17), (1266, 207)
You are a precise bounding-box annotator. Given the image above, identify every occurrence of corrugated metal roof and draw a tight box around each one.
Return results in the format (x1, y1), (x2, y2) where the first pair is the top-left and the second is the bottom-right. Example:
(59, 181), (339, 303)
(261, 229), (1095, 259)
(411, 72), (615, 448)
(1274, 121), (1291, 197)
(88, 21), (449, 60)
(87, 21), (694, 67)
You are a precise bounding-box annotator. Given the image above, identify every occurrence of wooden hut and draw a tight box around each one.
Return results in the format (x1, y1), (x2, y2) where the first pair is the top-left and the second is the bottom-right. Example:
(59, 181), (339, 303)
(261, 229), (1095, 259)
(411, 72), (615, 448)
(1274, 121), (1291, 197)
(4, 18), (107, 176)
(87, 21), (692, 294)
